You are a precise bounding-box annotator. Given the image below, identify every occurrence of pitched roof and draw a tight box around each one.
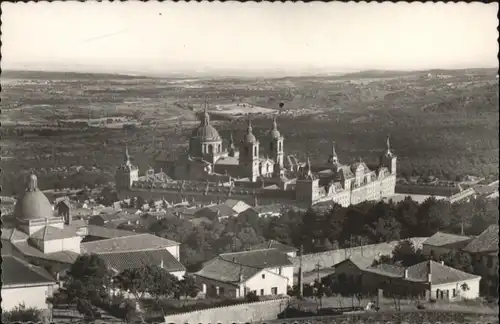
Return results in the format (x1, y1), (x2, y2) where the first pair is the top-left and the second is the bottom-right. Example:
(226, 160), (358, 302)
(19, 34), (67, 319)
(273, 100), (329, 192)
(85, 224), (139, 239)
(463, 225), (499, 253)
(219, 248), (292, 269)
(224, 199), (245, 209)
(252, 204), (283, 214)
(92, 213), (121, 222)
(81, 233), (179, 254)
(340, 255), (374, 270)
(2, 255), (56, 286)
(406, 260), (480, 285)
(195, 257), (262, 286)
(423, 232), (473, 248)
(250, 240), (297, 253)
(209, 204), (237, 216)
(215, 156), (239, 166)
(1, 228), (29, 243)
(365, 263), (406, 278)
(30, 225), (78, 241)
(98, 249), (185, 274)
(10, 241), (80, 264)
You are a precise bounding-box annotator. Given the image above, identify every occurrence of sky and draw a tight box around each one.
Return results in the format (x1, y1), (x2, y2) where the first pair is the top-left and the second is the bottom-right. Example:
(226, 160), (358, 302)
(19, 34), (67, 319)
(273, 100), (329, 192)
(2, 2), (498, 76)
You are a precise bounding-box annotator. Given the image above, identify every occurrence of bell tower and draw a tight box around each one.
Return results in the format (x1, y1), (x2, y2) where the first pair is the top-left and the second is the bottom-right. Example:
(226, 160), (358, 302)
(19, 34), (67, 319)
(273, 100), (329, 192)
(239, 119), (260, 182)
(269, 116), (284, 177)
(380, 135), (397, 175)
(295, 156), (320, 205)
(115, 144), (139, 191)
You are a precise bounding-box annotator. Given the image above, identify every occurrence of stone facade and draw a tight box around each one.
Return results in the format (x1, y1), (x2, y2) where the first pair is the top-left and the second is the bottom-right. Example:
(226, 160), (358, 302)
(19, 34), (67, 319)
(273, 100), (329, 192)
(116, 109), (397, 208)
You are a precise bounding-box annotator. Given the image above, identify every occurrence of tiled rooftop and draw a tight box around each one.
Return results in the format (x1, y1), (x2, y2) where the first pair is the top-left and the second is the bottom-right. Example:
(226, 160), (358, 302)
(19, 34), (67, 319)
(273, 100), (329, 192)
(423, 232), (473, 248)
(463, 225), (499, 253)
(250, 240), (297, 253)
(31, 225), (78, 241)
(98, 249), (185, 274)
(81, 233), (180, 254)
(2, 255), (56, 286)
(196, 257), (262, 285)
(220, 248), (293, 269)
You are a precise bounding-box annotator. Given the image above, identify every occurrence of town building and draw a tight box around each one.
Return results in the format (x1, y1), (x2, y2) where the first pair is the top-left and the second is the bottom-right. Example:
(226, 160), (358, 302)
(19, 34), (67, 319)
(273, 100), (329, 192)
(115, 106), (397, 208)
(240, 204), (284, 218)
(1, 173), (185, 284)
(194, 248), (294, 298)
(1, 255), (58, 311)
(249, 240), (298, 258)
(422, 232), (474, 259)
(462, 225), (499, 296)
(331, 259), (481, 301)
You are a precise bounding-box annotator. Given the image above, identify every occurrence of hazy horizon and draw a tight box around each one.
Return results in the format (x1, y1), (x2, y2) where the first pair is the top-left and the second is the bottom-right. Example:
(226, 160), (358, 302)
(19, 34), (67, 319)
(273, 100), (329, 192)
(2, 2), (498, 77)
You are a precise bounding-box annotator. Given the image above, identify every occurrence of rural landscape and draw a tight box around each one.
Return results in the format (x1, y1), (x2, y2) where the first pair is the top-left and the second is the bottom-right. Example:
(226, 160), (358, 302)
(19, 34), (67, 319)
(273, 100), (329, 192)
(2, 68), (498, 195)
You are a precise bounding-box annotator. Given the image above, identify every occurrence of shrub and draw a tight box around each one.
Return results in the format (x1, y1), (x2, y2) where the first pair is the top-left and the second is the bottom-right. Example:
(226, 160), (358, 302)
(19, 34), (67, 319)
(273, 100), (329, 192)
(245, 291), (260, 302)
(1, 303), (43, 323)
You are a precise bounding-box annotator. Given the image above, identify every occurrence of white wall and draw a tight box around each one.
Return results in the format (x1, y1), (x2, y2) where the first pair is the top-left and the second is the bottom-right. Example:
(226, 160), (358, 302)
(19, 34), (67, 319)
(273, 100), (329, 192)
(42, 236), (82, 254)
(2, 284), (55, 311)
(266, 266), (293, 288)
(170, 270), (186, 280)
(166, 245), (180, 261)
(431, 278), (481, 300)
(244, 269), (288, 296)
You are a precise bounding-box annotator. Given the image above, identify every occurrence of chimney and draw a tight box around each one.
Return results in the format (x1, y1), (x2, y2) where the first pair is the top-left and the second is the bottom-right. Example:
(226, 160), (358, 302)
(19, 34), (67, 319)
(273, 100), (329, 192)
(403, 269), (408, 279)
(427, 261), (432, 282)
(441, 261), (444, 265)
(160, 258), (164, 269)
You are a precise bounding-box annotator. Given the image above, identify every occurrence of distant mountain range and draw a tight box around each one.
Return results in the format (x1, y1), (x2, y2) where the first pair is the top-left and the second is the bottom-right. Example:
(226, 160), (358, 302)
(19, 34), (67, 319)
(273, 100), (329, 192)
(2, 67), (497, 81)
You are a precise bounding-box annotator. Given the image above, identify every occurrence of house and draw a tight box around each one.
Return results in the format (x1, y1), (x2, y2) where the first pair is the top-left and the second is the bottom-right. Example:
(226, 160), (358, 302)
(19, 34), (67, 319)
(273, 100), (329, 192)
(1, 255), (58, 311)
(81, 232), (184, 279)
(98, 249), (186, 280)
(224, 199), (252, 214)
(328, 255), (374, 283)
(195, 248), (294, 298)
(471, 181), (499, 199)
(194, 204), (238, 221)
(239, 204), (283, 218)
(462, 224), (499, 296)
(249, 240), (298, 257)
(88, 213), (121, 226)
(422, 232), (473, 259)
(361, 260), (481, 301)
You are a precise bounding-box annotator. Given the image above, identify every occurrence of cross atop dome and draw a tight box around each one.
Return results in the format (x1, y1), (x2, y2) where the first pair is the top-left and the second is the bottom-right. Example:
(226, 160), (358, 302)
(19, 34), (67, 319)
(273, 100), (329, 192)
(27, 173), (38, 192)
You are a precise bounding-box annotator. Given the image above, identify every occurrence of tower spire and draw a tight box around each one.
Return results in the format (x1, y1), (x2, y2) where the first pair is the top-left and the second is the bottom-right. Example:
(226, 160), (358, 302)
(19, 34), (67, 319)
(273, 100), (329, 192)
(125, 143), (130, 164)
(332, 141), (337, 157)
(272, 116), (278, 130)
(202, 101), (210, 125)
(386, 134), (391, 152)
(247, 117), (253, 134)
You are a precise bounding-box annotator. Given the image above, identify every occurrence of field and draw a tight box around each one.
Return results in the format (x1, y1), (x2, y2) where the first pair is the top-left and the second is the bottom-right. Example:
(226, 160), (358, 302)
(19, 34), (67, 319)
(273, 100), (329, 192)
(1, 68), (498, 196)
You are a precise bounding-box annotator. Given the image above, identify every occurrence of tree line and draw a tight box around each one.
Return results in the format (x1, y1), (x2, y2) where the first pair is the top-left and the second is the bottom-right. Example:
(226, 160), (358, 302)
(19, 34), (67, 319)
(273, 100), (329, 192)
(147, 196), (498, 271)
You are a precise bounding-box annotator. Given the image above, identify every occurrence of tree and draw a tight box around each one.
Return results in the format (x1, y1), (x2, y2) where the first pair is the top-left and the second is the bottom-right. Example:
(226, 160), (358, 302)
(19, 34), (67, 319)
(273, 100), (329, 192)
(391, 240), (426, 267)
(438, 251), (473, 273)
(2, 303), (42, 323)
(177, 274), (199, 303)
(114, 266), (154, 302)
(55, 254), (111, 308)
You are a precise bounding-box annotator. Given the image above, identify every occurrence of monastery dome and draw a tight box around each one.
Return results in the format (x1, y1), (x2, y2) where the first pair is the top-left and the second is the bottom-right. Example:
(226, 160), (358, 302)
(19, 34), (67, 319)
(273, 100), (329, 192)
(244, 132), (257, 143)
(191, 124), (221, 141)
(270, 129), (281, 139)
(14, 174), (53, 221)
